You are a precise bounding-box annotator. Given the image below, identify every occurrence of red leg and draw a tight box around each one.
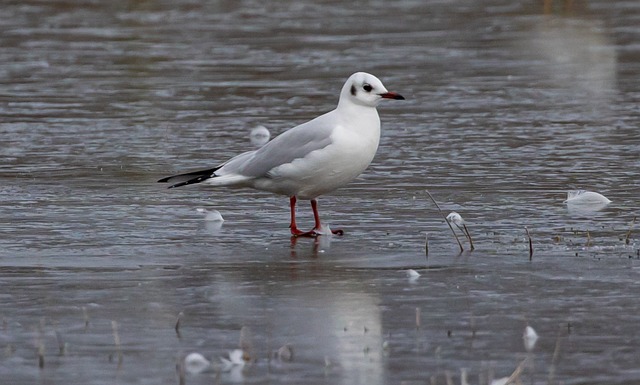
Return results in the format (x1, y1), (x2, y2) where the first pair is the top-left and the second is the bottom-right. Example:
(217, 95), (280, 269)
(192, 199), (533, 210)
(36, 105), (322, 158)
(289, 196), (304, 236)
(310, 199), (344, 236)
(288, 195), (317, 237)
(290, 196), (316, 237)
(310, 199), (322, 230)
(289, 196), (344, 237)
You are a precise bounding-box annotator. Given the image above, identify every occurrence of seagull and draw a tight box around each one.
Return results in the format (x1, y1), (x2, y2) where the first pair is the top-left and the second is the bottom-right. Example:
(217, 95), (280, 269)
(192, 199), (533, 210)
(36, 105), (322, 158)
(158, 72), (404, 237)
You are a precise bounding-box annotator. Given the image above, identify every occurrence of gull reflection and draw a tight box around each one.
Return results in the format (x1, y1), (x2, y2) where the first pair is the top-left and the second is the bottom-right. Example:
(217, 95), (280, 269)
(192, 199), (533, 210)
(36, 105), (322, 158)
(208, 268), (385, 385)
(289, 230), (333, 258)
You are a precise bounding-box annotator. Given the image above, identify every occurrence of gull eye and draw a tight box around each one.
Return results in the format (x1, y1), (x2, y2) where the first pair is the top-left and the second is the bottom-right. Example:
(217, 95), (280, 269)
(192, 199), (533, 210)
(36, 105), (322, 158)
(363, 83), (373, 92)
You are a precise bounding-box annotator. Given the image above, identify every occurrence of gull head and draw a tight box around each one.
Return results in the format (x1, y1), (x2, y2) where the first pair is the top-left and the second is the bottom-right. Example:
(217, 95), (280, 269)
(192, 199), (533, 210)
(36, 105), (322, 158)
(340, 72), (404, 108)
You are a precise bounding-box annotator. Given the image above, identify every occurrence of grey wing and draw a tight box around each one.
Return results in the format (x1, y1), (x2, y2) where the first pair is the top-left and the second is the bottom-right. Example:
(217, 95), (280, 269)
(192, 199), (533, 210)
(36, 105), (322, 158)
(216, 150), (255, 174)
(228, 114), (335, 178)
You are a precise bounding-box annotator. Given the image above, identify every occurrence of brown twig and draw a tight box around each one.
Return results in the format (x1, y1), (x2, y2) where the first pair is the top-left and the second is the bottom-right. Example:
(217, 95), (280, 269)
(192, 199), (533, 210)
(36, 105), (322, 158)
(424, 233), (429, 258)
(525, 227), (533, 261)
(176, 355), (186, 385)
(504, 356), (529, 384)
(175, 312), (183, 338)
(425, 190), (464, 253)
(463, 224), (475, 251)
(625, 216), (636, 245)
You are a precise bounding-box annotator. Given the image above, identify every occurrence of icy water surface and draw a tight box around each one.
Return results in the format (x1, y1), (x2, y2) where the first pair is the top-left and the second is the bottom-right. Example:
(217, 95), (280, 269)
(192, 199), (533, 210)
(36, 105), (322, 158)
(1, 1), (640, 384)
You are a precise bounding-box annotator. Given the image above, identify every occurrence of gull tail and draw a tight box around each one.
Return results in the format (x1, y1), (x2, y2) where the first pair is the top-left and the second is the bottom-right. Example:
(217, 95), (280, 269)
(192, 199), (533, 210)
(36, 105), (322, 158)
(157, 166), (222, 189)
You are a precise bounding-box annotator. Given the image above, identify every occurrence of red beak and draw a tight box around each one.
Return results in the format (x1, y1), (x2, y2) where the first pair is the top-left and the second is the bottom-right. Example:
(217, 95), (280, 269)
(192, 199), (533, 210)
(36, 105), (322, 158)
(380, 92), (405, 100)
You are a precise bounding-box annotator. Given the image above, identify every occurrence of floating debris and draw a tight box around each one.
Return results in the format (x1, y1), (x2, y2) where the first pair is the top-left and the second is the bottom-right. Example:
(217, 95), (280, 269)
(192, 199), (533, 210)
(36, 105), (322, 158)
(525, 227), (534, 261)
(446, 211), (475, 251)
(249, 125), (271, 147)
(523, 325), (539, 352)
(220, 349), (246, 371)
(273, 344), (293, 362)
(492, 357), (530, 385)
(490, 376), (510, 385)
(564, 190), (611, 206)
(424, 232), (429, 257)
(239, 325), (253, 362)
(175, 311), (184, 337)
(624, 216), (636, 245)
(406, 269), (420, 282)
(565, 190), (611, 213)
(425, 191), (464, 252)
(196, 208), (224, 222)
(184, 352), (210, 374)
(446, 211), (464, 227)
(315, 223), (334, 236)
(585, 229), (593, 247)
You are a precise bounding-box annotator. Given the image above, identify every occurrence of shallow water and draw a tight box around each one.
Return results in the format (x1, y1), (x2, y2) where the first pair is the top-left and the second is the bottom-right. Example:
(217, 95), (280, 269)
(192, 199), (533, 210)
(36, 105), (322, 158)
(1, 1), (640, 384)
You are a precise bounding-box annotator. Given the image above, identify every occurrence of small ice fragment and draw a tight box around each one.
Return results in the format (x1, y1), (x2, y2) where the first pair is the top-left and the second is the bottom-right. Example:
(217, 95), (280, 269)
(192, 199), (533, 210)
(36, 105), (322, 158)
(249, 125), (271, 147)
(184, 352), (210, 374)
(274, 344), (293, 362)
(446, 211), (464, 226)
(196, 208), (224, 222)
(220, 349), (246, 371)
(229, 349), (245, 364)
(205, 210), (224, 222)
(317, 223), (333, 236)
(523, 325), (539, 352)
(490, 378), (509, 385)
(564, 190), (611, 205)
(406, 269), (421, 280)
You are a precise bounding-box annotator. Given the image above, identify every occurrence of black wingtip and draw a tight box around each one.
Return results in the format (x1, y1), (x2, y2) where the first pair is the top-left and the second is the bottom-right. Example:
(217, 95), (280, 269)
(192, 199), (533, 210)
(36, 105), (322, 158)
(166, 182), (185, 189)
(158, 175), (180, 187)
(157, 166), (221, 189)
(161, 174), (213, 189)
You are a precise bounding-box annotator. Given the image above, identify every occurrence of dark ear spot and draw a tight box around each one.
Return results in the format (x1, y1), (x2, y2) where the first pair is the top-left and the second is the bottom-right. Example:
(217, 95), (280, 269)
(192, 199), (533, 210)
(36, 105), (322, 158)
(350, 84), (356, 96)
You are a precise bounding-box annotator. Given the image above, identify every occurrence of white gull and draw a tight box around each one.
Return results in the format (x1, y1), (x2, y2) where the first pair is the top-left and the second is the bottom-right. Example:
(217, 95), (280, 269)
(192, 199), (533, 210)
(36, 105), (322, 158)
(158, 72), (404, 236)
